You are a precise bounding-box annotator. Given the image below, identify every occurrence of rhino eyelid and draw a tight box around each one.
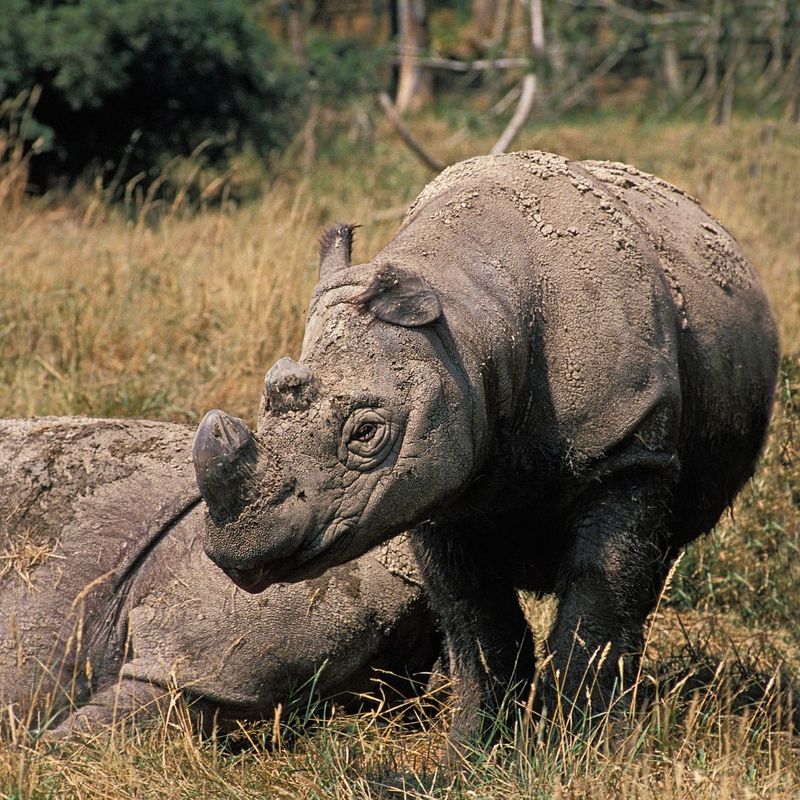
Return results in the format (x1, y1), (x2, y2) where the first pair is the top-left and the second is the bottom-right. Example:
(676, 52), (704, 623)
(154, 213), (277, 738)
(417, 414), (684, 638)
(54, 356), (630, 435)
(348, 395), (385, 412)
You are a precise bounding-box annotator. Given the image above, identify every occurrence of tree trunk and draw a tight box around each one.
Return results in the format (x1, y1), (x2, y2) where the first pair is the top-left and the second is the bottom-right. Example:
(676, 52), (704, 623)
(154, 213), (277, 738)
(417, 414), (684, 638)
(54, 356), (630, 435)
(662, 1), (684, 98)
(285, 1), (319, 167)
(472, 0), (496, 43)
(395, 0), (433, 113)
(783, 41), (800, 122)
(287, 0), (309, 62)
(703, 0), (723, 117)
(491, 0), (514, 50)
(529, 0), (545, 62)
(767, 0), (787, 83)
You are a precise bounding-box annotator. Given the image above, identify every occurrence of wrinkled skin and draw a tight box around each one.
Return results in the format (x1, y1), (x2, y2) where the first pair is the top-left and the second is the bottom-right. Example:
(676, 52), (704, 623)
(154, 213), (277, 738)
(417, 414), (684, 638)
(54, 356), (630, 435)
(0, 418), (440, 739)
(196, 152), (779, 745)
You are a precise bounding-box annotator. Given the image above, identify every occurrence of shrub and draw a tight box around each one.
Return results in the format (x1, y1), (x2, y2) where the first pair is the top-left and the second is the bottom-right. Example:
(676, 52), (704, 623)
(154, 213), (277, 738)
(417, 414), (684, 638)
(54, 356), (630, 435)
(0, 0), (304, 189)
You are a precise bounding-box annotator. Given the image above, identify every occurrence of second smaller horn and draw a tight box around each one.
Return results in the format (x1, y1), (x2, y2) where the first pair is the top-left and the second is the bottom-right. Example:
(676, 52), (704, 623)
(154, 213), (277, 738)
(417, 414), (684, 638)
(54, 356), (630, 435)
(263, 357), (316, 414)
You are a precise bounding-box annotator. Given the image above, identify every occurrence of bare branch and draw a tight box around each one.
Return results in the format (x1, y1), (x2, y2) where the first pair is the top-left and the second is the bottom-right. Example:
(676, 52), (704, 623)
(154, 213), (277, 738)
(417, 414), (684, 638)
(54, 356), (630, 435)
(528, 0), (545, 60)
(490, 74), (537, 155)
(556, 37), (635, 114)
(590, 0), (703, 26)
(378, 92), (445, 173)
(366, 205), (410, 223)
(490, 84), (524, 117)
(440, 85), (523, 151)
(390, 56), (529, 73)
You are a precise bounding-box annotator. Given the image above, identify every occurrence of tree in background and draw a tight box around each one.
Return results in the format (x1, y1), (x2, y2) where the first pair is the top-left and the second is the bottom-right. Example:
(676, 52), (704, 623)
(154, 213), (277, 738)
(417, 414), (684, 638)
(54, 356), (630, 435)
(0, 0), (303, 189)
(394, 0), (433, 112)
(1, 0), (797, 192)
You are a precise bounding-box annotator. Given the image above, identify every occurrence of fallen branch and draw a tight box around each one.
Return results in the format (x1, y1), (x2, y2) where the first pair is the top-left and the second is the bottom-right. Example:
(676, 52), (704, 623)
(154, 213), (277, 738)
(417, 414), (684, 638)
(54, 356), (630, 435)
(589, 0), (704, 26)
(490, 2), (541, 155)
(490, 73), (537, 155)
(377, 91), (445, 173)
(390, 55), (529, 73)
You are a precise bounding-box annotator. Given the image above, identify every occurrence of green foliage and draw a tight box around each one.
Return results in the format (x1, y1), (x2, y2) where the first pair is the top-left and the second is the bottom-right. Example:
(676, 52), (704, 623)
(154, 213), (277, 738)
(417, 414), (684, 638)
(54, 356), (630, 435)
(0, 0), (304, 186)
(306, 32), (385, 104)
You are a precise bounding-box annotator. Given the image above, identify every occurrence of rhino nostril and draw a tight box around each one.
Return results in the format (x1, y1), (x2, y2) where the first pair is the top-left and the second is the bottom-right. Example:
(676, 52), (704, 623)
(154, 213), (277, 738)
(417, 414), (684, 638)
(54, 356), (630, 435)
(265, 477), (298, 508)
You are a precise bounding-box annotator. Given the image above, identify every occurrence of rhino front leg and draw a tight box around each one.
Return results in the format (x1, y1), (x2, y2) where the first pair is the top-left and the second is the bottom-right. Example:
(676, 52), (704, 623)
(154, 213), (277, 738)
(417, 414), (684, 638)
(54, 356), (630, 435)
(410, 521), (535, 749)
(544, 473), (674, 727)
(42, 679), (168, 741)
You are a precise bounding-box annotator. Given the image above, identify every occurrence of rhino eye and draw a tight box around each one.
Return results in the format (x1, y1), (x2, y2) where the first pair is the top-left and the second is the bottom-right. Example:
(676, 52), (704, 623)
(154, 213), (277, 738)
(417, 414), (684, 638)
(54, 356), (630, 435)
(352, 422), (377, 442)
(340, 408), (398, 471)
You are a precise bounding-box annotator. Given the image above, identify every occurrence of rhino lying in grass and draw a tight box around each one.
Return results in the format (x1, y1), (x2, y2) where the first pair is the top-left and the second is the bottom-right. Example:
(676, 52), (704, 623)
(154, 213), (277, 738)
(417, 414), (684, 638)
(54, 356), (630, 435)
(195, 151), (779, 745)
(0, 418), (440, 739)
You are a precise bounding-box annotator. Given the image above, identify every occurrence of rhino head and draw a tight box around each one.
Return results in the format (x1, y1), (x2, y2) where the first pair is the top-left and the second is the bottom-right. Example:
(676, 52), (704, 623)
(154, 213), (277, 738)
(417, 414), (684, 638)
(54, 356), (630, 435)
(193, 224), (487, 593)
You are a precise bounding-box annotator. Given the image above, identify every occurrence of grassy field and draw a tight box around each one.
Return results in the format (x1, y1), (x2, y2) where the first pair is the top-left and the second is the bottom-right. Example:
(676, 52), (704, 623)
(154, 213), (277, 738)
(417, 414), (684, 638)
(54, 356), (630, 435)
(1, 114), (799, 798)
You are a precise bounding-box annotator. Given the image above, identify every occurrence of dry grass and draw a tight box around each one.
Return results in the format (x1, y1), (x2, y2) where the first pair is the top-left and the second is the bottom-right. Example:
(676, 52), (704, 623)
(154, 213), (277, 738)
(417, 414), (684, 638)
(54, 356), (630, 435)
(1, 114), (799, 798)
(1, 115), (797, 424)
(0, 528), (59, 588)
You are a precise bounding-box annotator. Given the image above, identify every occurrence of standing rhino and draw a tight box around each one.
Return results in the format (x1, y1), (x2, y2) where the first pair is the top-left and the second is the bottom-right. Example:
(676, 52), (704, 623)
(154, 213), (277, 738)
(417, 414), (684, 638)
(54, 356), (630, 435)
(0, 418), (440, 739)
(194, 152), (779, 744)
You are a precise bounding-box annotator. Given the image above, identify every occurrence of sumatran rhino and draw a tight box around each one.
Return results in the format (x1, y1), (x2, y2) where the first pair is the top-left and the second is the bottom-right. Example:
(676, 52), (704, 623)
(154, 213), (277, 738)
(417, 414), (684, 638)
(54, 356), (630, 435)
(0, 418), (440, 739)
(194, 151), (779, 745)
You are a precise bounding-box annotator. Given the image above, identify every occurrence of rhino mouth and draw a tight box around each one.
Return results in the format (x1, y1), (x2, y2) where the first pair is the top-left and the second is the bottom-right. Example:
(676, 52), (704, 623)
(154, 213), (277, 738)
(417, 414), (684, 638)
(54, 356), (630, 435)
(222, 519), (356, 594)
(223, 561), (293, 594)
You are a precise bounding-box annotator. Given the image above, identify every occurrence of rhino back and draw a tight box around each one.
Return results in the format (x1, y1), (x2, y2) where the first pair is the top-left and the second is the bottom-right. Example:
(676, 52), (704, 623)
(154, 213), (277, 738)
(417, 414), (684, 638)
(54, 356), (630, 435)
(377, 151), (776, 509)
(578, 159), (779, 537)
(0, 417), (199, 716)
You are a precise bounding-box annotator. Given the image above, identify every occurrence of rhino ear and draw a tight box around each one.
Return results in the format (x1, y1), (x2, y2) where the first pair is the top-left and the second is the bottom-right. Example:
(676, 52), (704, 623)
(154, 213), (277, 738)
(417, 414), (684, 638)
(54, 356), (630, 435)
(319, 223), (358, 279)
(354, 264), (442, 328)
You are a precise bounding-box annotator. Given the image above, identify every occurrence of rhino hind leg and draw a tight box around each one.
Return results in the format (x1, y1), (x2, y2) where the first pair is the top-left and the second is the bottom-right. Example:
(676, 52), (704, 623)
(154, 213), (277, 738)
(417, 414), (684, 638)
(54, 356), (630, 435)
(544, 472), (674, 726)
(409, 521), (536, 747)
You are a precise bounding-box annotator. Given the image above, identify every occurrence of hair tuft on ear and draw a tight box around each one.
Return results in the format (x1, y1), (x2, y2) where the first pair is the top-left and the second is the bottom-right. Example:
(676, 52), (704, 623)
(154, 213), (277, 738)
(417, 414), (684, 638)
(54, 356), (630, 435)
(353, 264), (442, 327)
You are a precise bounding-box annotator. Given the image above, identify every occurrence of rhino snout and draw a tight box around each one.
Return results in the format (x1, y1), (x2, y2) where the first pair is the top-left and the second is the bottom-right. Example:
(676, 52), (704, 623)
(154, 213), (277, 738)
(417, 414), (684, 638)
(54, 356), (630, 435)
(193, 409), (257, 518)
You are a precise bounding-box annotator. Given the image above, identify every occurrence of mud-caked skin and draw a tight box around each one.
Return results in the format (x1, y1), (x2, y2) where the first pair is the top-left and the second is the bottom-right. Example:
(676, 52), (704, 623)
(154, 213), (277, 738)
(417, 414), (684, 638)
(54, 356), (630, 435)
(0, 418), (440, 739)
(196, 152), (779, 744)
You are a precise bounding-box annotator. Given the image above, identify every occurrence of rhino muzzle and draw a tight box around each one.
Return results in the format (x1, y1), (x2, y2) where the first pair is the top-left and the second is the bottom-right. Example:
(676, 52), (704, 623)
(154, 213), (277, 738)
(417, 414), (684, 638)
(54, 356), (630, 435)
(193, 409), (257, 520)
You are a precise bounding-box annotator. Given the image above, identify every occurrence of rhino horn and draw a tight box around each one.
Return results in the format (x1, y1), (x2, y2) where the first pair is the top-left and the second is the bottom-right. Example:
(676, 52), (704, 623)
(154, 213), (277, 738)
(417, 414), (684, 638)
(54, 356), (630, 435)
(193, 410), (257, 519)
(264, 357), (316, 413)
(319, 222), (358, 278)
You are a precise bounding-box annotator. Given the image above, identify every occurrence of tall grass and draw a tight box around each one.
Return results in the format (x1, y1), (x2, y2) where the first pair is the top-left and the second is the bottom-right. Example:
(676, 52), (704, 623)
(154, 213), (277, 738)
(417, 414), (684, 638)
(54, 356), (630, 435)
(1, 114), (799, 798)
(2, 115), (797, 423)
